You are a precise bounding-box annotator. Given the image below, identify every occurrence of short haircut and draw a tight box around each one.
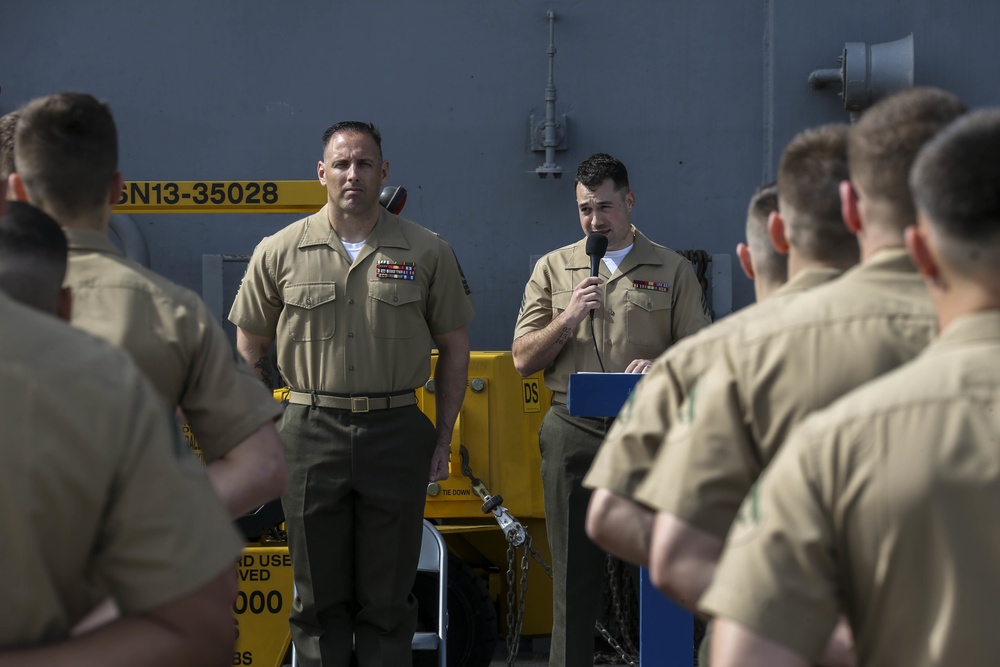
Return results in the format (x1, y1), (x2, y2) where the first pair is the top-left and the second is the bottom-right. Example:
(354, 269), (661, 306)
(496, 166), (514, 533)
(575, 153), (630, 192)
(0, 111), (17, 181)
(0, 200), (68, 314)
(745, 182), (787, 285)
(15, 92), (119, 222)
(778, 123), (857, 265)
(911, 108), (1000, 275)
(321, 121), (382, 159)
(848, 87), (966, 233)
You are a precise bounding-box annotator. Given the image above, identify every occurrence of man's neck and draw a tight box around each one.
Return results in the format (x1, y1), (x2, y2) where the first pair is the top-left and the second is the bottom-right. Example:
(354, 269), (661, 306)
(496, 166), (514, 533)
(49, 209), (109, 233)
(327, 206), (379, 243)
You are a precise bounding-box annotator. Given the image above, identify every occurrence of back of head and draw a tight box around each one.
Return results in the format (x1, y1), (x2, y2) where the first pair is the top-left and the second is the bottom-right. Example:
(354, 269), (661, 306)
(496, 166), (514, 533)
(911, 109), (1000, 279)
(0, 200), (68, 315)
(0, 111), (17, 182)
(849, 87), (966, 234)
(745, 183), (787, 285)
(14, 92), (119, 223)
(778, 123), (857, 266)
(575, 153), (630, 192)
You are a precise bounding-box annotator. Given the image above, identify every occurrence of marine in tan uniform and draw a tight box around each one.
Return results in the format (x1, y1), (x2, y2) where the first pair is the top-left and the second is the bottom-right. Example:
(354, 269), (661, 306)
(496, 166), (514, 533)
(230, 121), (474, 667)
(583, 157), (856, 567)
(637, 88), (967, 664)
(512, 153), (710, 667)
(704, 107), (1000, 667)
(0, 263), (242, 665)
(10, 92), (285, 519)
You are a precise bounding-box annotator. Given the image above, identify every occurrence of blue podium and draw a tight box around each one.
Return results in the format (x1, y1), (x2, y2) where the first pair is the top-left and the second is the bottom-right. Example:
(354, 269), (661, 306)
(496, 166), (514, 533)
(568, 372), (694, 667)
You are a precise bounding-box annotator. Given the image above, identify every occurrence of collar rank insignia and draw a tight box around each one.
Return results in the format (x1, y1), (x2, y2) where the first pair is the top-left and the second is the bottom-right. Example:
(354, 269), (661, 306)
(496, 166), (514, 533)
(376, 261), (416, 280)
(632, 279), (669, 293)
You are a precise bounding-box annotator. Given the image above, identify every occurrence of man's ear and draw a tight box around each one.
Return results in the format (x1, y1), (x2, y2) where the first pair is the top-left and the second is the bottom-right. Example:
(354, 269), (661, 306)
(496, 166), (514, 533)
(56, 285), (73, 322)
(317, 160), (327, 185)
(736, 242), (755, 280)
(107, 172), (124, 206)
(840, 180), (862, 235)
(905, 219), (940, 284)
(767, 211), (790, 254)
(8, 172), (29, 202)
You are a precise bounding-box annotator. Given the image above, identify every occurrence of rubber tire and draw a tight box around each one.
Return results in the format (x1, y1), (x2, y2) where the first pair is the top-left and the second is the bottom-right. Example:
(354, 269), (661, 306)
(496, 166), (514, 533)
(413, 555), (498, 667)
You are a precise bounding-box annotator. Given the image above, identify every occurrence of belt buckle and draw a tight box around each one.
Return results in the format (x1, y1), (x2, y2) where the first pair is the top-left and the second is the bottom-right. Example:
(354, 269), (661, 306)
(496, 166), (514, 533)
(351, 396), (370, 413)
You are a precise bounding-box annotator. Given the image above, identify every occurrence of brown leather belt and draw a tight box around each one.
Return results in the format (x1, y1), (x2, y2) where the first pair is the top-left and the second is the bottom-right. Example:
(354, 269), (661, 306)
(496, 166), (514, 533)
(287, 389), (417, 413)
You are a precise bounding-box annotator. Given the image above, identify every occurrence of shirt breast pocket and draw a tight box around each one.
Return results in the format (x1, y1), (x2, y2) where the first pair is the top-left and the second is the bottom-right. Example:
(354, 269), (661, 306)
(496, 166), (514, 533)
(283, 282), (337, 342)
(368, 280), (424, 339)
(552, 289), (573, 315)
(625, 289), (673, 348)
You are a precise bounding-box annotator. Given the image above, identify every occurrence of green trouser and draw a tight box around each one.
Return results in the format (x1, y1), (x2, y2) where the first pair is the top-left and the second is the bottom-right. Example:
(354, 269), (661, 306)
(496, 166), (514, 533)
(280, 403), (436, 667)
(539, 404), (612, 667)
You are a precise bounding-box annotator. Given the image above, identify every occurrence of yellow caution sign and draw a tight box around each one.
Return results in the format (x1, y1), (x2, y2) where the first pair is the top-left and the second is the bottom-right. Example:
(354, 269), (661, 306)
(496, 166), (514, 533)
(234, 546), (293, 667)
(522, 378), (542, 413)
(113, 180), (326, 214)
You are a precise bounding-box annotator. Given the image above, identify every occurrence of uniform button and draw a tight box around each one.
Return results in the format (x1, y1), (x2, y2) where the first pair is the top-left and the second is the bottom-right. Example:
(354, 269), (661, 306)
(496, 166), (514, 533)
(608, 308), (615, 316)
(348, 299), (355, 305)
(606, 339), (613, 346)
(393, 296), (398, 303)
(348, 332), (354, 338)
(306, 297), (313, 306)
(348, 365), (355, 371)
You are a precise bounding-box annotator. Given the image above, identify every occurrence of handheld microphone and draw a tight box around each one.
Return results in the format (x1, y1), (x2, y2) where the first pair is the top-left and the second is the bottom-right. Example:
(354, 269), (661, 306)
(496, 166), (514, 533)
(586, 233), (608, 277)
(585, 234), (608, 323)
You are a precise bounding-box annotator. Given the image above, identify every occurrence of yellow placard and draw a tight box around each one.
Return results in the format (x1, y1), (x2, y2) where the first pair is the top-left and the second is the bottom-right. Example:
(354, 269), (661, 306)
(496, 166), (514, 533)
(113, 180), (325, 214)
(234, 547), (294, 667)
(521, 378), (541, 413)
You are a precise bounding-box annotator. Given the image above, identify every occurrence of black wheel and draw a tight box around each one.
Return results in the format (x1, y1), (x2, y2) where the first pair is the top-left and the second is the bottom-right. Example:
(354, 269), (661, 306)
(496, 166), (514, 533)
(413, 555), (498, 667)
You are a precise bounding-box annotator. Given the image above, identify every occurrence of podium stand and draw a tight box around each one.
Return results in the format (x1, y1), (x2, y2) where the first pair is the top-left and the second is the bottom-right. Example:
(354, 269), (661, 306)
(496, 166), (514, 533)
(568, 372), (694, 667)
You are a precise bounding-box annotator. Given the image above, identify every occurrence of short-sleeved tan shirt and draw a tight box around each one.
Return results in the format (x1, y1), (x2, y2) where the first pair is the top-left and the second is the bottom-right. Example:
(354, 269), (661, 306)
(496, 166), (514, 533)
(0, 292), (242, 645)
(513, 228), (710, 403)
(636, 248), (937, 538)
(64, 228), (282, 462)
(583, 267), (842, 498)
(228, 206), (474, 394)
(701, 311), (1000, 666)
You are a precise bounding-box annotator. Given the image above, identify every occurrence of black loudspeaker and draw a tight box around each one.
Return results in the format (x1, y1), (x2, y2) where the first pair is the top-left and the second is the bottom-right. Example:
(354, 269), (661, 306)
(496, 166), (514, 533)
(809, 34), (914, 115)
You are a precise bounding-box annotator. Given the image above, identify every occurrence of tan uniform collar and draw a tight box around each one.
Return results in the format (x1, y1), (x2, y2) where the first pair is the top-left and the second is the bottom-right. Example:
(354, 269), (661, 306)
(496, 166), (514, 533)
(62, 227), (124, 256)
(297, 206), (409, 253)
(566, 227), (663, 278)
(857, 246), (916, 273)
(935, 310), (1000, 348)
(777, 266), (843, 295)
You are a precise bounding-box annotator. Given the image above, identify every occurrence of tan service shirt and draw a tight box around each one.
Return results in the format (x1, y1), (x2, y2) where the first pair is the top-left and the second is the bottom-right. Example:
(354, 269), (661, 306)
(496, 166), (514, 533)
(64, 228), (282, 462)
(228, 206), (474, 394)
(583, 267), (842, 498)
(701, 310), (1000, 667)
(513, 228), (710, 403)
(0, 292), (242, 645)
(635, 248), (937, 538)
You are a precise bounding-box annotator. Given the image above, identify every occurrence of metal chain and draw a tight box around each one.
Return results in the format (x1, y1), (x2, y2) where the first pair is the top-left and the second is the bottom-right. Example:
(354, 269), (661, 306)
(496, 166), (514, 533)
(505, 532), (534, 666)
(604, 556), (639, 663)
(505, 540), (518, 665)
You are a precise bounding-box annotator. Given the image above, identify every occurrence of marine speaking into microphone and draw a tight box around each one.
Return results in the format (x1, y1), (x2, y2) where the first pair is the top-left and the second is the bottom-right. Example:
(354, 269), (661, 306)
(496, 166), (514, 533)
(511, 152), (711, 667)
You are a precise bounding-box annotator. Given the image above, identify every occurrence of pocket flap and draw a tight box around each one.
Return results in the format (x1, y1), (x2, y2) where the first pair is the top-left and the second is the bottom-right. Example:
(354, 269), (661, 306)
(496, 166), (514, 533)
(369, 280), (422, 306)
(284, 282), (337, 309)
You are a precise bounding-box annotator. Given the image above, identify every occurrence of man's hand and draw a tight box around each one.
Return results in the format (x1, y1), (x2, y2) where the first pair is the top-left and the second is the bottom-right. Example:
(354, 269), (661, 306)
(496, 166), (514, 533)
(625, 358), (654, 373)
(566, 276), (605, 327)
(429, 442), (451, 481)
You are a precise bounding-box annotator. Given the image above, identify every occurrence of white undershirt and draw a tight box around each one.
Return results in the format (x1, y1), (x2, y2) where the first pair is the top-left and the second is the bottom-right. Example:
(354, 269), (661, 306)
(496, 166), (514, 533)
(602, 243), (633, 275)
(341, 239), (366, 262)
